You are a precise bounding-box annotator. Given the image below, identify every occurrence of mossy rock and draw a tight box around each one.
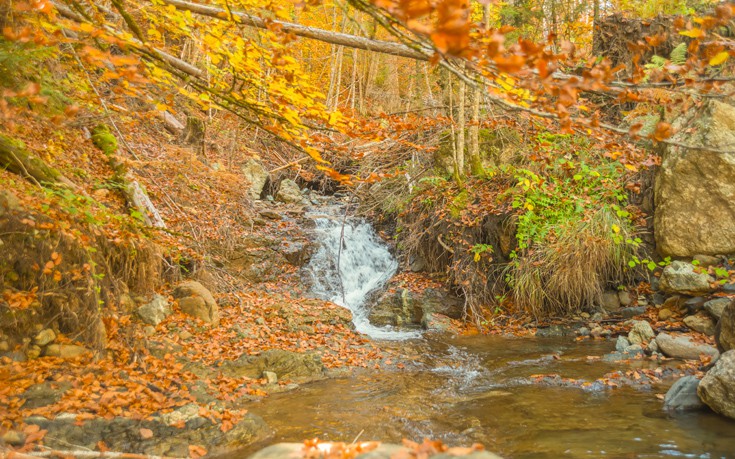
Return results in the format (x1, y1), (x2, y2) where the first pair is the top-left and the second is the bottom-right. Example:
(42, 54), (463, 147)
(449, 189), (469, 219)
(91, 124), (118, 156)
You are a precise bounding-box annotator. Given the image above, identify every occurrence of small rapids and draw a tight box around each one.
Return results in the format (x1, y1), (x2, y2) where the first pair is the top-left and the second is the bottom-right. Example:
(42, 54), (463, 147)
(304, 205), (420, 340)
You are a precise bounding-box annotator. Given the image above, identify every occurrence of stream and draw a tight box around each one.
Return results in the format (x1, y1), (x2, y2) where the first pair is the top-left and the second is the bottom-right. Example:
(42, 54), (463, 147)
(247, 206), (735, 458)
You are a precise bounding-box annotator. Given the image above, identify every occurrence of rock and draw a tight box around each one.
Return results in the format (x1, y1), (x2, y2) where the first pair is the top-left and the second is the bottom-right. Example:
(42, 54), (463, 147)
(0, 189), (21, 216)
(26, 345), (42, 360)
(620, 306), (647, 319)
(159, 403), (202, 426)
(263, 371), (278, 384)
(422, 313), (453, 332)
(652, 293), (666, 305)
(590, 326), (611, 338)
(658, 308), (674, 321)
(247, 443), (502, 459)
(143, 326), (156, 337)
(173, 281), (219, 326)
(663, 295), (686, 312)
(655, 99), (735, 257)
(628, 320), (655, 345)
(718, 299), (735, 352)
(615, 336), (630, 352)
(647, 339), (659, 354)
(0, 340), (8, 352)
(277, 240), (312, 266)
(43, 344), (89, 359)
(222, 349), (324, 382)
(241, 159), (269, 200)
(723, 282), (735, 294)
(683, 312), (716, 336)
(618, 290), (633, 306)
(659, 261), (714, 296)
(577, 327), (590, 337)
(179, 330), (193, 340)
(536, 325), (568, 338)
(259, 210), (281, 220)
(600, 290), (621, 312)
(705, 298), (731, 320)
(664, 376), (705, 412)
(369, 287), (462, 328)
(698, 350), (735, 419)
(1, 430), (25, 446)
(22, 382), (70, 409)
(34, 329), (56, 346)
(694, 254), (721, 268)
(275, 179), (302, 204)
(684, 296), (707, 314)
(655, 332), (719, 360)
(137, 294), (172, 326)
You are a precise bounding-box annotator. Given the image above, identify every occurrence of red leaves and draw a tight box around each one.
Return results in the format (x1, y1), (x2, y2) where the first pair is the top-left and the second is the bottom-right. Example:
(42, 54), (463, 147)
(651, 122), (674, 142)
(188, 445), (207, 459)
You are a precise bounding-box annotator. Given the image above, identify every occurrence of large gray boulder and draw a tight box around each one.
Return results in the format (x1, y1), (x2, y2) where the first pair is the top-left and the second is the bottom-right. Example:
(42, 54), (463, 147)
(241, 159), (269, 200)
(275, 179), (302, 204)
(698, 350), (735, 419)
(654, 100), (735, 257)
(173, 281), (219, 326)
(659, 261), (713, 296)
(664, 376), (705, 412)
(655, 332), (719, 360)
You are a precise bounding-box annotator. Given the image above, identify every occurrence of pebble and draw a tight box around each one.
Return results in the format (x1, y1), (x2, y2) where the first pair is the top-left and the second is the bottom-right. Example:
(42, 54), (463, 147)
(658, 308), (674, 321)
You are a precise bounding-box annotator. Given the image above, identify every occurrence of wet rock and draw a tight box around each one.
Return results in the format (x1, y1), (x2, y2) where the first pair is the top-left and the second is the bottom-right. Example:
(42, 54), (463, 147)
(628, 320), (655, 345)
(241, 159), (269, 200)
(277, 240), (312, 266)
(655, 333), (719, 360)
(664, 376), (705, 412)
(616, 336), (630, 352)
(604, 345), (644, 362)
(422, 313), (453, 332)
(369, 287), (462, 328)
(1, 430), (25, 446)
(275, 179), (302, 204)
(536, 325), (568, 338)
(173, 281), (219, 326)
(659, 261), (714, 296)
(247, 443), (502, 459)
(658, 308), (674, 321)
(655, 99), (735, 257)
(221, 349), (324, 382)
(620, 306), (647, 319)
(698, 350), (735, 419)
(705, 298), (731, 320)
(43, 344), (89, 359)
(137, 294), (172, 326)
(718, 299), (735, 352)
(34, 329), (56, 346)
(684, 312), (716, 336)
(601, 291), (621, 312)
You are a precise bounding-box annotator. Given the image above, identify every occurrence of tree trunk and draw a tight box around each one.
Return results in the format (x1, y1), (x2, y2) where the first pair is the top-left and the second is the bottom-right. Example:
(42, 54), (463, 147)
(456, 71), (466, 174)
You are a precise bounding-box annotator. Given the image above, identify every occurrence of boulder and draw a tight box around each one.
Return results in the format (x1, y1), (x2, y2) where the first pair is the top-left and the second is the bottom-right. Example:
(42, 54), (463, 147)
(137, 294), (172, 326)
(717, 299), (735, 352)
(659, 261), (714, 296)
(369, 287), (463, 328)
(173, 281), (219, 326)
(221, 349), (324, 382)
(698, 350), (735, 419)
(683, 312), (716, 336)
(241, 159), (269, 200)
(663, 376), (705, 412)
(275, 179), (302, 204)
(628, 320), (655, 345)
(654, 99), (735, 257)
(705, 298), (732, 321)
(655, 332), (719, 360)
(600, 291), (621, 312)
(616, 336), (630, 352)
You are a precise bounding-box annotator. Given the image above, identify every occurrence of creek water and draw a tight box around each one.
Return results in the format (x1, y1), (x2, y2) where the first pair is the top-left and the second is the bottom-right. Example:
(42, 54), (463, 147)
(255, 207), (735, 458)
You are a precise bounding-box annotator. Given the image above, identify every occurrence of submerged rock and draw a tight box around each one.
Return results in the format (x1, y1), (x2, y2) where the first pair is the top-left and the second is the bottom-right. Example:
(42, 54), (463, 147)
(655, 333), (719, 360)
(664, 376), (705, 412)
(699, 350), (735, 419)
(659, 261), (714, 296)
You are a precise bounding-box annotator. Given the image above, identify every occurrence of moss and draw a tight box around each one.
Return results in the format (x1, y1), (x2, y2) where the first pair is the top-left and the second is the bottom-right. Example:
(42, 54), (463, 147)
(449, 189), (469, 219)
(91, 124), (118, 156)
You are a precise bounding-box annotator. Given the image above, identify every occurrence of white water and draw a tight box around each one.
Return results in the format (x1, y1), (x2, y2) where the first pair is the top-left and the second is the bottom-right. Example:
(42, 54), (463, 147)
(305, 208), (421, 340)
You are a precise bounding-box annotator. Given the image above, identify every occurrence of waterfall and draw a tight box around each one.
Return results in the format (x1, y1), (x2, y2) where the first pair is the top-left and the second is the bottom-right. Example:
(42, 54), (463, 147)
(305, 207), (421, 340)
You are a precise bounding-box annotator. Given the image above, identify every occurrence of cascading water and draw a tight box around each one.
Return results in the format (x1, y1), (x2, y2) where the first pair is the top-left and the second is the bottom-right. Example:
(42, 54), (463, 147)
(305, 206), (421, 340)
